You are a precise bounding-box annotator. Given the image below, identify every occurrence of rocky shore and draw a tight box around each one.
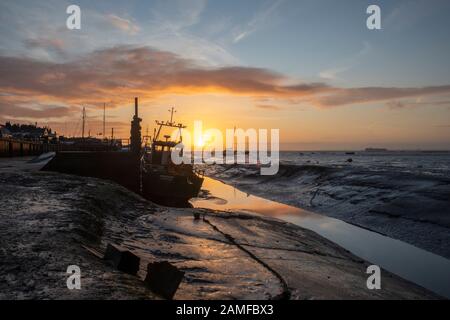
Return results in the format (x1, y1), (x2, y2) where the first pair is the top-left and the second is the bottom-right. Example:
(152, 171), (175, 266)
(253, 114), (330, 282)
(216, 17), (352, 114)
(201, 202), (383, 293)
(0, 158), (439, 299)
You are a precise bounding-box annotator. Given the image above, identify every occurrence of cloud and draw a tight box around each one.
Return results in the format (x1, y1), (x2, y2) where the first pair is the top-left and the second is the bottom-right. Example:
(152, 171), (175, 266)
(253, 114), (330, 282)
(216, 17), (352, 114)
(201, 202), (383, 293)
(0, 45), (450, 116)
(386, 99), (450, 110)
(0, 102), (75, 119)
(255, 104), (283, 110)
(0, 0), (237, 67)
(106, 14), (140, 35)
(150, 0), (208, 31)
(319, 42), (372, 81)
(319, 67), (348, 81)
(0, 46), (331, 104)
(24, 38), (66, 57)
(314, 86), (450, 107)
(233, 0), (284, 43)
(384, 0), (440, 31)
(386, 101), (407, 110)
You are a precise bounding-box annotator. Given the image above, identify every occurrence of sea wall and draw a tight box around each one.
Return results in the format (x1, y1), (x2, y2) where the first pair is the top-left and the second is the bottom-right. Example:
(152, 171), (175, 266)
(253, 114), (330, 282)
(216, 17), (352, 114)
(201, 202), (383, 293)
(0, 138), (119, 158)
(42, 151), (140, 193)
(0, 138), (45, 157)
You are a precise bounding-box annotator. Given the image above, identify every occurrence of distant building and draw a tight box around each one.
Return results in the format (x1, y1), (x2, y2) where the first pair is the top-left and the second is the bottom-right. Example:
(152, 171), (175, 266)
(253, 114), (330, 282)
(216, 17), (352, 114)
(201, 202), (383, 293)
(3, 122), (57, 142)
(0, 124), (12, 138)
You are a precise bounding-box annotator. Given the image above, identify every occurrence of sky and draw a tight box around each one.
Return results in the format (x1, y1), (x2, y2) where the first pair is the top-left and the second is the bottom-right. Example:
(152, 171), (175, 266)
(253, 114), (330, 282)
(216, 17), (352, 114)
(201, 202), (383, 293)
(0, 0), (450, 150)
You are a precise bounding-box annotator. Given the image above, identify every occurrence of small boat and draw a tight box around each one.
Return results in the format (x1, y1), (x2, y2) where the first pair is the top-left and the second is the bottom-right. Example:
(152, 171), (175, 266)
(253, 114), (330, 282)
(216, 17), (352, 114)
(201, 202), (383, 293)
(140, 109), (204, 206)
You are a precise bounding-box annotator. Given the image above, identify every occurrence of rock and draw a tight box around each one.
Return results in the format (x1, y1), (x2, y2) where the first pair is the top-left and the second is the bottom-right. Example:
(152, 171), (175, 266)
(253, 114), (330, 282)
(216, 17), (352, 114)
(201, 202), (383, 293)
(26, 280), (35, 289)
(104, 244), (140, 275)
(144, 261), (185, 299)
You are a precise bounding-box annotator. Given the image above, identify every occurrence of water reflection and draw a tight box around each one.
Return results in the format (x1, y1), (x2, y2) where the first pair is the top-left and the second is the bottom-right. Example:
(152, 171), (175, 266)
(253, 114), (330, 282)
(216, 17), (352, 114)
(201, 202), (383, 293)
(192, 177), (450, 298)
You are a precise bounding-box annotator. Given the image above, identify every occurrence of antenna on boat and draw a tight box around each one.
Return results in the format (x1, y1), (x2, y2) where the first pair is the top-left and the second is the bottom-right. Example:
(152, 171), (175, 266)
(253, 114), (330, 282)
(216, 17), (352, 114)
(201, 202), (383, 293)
(143, 125), (151, 148)
(168, 107), (176, 125)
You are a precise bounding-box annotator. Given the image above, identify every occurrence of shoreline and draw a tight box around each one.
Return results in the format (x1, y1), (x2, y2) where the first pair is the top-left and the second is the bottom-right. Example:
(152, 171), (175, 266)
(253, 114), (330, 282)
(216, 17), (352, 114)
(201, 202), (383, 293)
(0, 157), (442, 299)
(202, 163), (450, 260)
(192, 176), (450, 298)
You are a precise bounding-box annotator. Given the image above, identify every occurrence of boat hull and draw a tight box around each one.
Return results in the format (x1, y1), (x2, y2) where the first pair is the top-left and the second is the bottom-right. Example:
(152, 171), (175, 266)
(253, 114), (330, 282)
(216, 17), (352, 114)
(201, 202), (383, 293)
(142, 171), (204, 206)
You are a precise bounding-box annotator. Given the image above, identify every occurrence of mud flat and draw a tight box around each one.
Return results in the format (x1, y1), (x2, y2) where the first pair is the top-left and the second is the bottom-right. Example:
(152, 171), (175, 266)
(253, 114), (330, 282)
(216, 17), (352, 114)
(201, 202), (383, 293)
(0, 158), (440, 299)
(202, 163), (450, 260)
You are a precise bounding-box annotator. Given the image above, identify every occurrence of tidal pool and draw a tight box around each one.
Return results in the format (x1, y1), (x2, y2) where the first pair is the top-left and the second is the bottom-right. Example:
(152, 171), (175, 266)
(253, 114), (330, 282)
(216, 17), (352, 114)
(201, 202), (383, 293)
(191, 177), (450, 298)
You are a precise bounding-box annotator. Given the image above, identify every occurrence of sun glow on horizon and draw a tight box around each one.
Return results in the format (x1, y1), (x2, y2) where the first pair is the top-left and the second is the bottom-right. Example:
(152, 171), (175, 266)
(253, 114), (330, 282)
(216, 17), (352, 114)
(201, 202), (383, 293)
(195, 136), (205, 148)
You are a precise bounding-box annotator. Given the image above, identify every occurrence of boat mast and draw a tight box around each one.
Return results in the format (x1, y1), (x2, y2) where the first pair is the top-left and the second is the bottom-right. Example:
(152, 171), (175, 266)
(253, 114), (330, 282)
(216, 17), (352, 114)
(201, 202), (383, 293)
(103, 103), (106, 139)
(81, 107), (86, 140)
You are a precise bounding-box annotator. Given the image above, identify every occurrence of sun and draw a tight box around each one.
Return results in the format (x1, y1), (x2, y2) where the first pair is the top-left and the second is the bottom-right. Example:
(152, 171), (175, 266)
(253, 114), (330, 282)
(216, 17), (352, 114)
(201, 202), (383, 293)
(195, 137), (205, 148)
(194, 133), (213, 148)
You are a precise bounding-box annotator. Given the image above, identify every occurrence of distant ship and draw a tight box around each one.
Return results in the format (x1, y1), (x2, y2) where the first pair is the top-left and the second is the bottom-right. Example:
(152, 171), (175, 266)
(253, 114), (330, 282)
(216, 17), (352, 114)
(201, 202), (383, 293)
(365, 148), (388, 152)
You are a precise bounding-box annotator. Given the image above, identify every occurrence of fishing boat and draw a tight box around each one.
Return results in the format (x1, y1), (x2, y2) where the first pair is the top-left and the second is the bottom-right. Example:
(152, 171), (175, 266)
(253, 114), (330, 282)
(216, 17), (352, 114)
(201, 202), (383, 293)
(140, 107), (204, 206)
(43, 98), (203, 207)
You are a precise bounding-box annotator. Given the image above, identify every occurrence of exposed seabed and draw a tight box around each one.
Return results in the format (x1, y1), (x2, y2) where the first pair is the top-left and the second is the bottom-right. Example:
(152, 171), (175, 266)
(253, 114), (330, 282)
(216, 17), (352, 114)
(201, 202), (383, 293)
(0, 157), (441, 299)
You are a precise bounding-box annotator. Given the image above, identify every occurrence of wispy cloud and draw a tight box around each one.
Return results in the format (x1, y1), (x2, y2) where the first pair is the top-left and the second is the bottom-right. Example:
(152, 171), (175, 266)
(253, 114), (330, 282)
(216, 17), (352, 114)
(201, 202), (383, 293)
(386, 99), (450, 110)
(0, 0), (236, 66)
(319, 42), (371, 81)
(106, 14), (140, 35)
(384, 0), (440, 31)
(233, 0), (284, 43)
(23, 38), (66, 59)
(149, 0), (208, 31)
(314, 86), (450, 107)
(255, 104), (283, 110)
(0, 102), (76, 119)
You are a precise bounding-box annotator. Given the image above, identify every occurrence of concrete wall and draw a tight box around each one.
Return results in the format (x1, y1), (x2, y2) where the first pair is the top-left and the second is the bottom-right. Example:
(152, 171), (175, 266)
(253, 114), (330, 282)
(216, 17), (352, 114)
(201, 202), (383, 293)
(42, 152), (140, 193)
(0, 138), (119, 157)
(0, 138), (43, 157)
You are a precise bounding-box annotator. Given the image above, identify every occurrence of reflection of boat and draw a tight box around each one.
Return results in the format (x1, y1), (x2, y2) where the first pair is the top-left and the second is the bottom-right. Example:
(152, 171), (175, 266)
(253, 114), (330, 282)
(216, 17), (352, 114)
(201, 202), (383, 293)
(139, 104), (204, 206)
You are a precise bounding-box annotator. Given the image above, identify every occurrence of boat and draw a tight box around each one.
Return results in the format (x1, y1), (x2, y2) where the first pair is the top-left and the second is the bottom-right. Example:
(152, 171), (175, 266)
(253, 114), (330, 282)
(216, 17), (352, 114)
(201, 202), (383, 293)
(43, 98), (203, 207)
(365, 148), (388, 152)
(140, 105), (204, 206)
